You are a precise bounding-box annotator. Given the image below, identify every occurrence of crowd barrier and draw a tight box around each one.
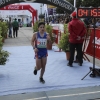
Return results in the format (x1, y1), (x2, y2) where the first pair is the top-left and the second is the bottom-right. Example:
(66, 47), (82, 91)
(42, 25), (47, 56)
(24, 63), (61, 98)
(85, 28), (100, 60)
(52, 26), (59, 44)
(51, 24), (64, 33)
(51, 24), (64, 44)
(51, 24), (63, 52)
(82, 29), (91, 62)
(51, 24), (100, 61)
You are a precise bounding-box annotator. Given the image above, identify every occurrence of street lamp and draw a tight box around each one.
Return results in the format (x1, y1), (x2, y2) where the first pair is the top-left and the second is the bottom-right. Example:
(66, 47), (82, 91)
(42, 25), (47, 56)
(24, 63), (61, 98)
(40, 4), (42, 21)
(74, 0), (76, 8)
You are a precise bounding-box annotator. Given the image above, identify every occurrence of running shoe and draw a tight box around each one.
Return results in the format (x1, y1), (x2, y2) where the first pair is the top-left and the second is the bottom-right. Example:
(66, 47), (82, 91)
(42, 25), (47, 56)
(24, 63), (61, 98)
(39, 77), (45, 84)
(33, 67), (37, 75)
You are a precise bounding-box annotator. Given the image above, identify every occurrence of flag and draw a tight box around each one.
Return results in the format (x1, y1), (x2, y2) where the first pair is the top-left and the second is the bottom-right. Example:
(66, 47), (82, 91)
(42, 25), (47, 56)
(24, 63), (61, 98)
(43, 4), (48, 21)
(47, 5), (56, 8)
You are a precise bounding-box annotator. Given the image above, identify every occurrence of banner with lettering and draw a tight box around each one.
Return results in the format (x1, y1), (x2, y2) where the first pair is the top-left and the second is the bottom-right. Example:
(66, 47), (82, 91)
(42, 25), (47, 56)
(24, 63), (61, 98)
(0, 0), (75, 14)
(0, 4), (37, 25)
(86, 29), (100, 60)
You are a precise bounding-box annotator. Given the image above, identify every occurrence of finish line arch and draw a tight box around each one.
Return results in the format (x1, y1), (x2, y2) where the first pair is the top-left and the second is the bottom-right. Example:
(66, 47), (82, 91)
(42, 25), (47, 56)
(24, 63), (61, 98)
(0, 4), (37, 25)
(0, 0), (75, 15)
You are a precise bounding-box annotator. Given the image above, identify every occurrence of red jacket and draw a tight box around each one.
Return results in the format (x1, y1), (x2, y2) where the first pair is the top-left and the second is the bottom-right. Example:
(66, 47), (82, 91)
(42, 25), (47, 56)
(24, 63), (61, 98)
(68, 18), (86, 43)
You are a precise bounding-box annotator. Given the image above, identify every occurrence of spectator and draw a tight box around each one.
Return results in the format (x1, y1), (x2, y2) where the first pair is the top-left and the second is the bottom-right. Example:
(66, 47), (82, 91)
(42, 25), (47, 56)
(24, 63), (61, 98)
(8, 17), (12, 38)
(96, 19), (100, 28)
(67, 12), (86, 67)
(12, 18), (19, 38)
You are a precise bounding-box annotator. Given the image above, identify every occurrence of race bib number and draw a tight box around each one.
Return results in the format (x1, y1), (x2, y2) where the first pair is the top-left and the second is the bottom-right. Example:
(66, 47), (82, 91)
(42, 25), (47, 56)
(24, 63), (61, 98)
(37, 38), (47, 48)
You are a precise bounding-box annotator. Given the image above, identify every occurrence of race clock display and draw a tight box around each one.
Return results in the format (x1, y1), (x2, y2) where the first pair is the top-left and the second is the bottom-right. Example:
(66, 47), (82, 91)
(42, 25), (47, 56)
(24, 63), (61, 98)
(77, 8), (100, 18)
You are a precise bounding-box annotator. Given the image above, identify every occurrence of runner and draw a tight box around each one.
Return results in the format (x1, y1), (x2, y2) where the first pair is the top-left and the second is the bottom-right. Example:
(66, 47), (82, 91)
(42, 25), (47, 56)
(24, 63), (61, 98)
(31, 22), (51, 84)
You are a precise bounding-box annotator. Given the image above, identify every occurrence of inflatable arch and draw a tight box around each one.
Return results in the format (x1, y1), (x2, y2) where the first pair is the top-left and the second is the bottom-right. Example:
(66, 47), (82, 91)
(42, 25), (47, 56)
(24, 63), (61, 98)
(0, 4), (37, 25)
(0, 0), (75, 14)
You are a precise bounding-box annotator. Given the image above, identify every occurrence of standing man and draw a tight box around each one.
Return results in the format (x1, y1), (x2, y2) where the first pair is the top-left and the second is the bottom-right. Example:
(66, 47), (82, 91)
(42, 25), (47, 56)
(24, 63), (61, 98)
(8, 17), (12, 38)
(68, 12), (86, 67)
(12, 18), (19, 38)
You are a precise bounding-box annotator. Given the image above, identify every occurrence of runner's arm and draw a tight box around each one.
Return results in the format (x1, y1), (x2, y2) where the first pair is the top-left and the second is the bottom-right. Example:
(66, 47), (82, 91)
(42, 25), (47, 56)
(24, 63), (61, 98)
(47, 34), (51, 41)
(47, 33), (52, 43)
(31, 33), (36, 48)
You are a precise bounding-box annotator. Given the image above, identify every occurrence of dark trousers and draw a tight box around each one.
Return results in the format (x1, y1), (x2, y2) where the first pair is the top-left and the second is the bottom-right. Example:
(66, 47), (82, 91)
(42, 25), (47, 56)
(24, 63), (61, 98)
(13, 27), (18, 37)
(69, 43), (83, 65)
(9, 27), (12, 37)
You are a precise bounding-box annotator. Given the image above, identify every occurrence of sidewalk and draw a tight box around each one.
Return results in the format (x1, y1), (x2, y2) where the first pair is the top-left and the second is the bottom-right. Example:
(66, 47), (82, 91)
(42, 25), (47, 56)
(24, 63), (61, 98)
(0, 27), (100, 100)
(3, 27), (33, 47)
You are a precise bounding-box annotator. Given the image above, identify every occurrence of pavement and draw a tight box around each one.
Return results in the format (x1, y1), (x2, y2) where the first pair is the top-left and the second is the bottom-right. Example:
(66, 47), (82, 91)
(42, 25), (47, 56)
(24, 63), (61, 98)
(3, 27), (33, 47)
(0, 27), (100, 100)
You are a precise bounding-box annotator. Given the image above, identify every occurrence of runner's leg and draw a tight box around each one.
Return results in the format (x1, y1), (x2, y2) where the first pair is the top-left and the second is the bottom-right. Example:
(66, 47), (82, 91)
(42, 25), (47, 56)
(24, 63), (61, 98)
(40, 57), (47, 78)
(39, 57), (47, 83)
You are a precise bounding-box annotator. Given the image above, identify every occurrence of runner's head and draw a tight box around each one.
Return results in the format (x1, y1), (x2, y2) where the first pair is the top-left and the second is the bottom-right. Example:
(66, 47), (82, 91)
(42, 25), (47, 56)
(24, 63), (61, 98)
(38, 22), (45, 33)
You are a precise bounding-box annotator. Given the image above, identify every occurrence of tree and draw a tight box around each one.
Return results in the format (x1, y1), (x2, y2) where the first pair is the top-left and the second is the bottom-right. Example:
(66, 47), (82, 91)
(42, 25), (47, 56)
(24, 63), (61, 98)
(81, 0), (100, 7)
(67, 0), (82, 7)
(67, 0), (100, 7)
(56, 7), (64, 14)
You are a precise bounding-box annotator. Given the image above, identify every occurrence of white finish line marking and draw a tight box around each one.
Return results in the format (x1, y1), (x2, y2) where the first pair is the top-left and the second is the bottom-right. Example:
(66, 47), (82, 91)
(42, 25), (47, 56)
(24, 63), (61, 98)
(25, 91), (100, 100)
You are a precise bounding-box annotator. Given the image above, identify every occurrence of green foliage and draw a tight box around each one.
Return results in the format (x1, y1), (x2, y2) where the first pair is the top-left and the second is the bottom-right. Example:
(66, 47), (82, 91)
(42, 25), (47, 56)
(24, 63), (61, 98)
(58, 24), (70, 52)
(33, 21), (39, 32)
(67, 0), (100, 7)
(58, 33), (69, 52)
(56, 7), (64, 14)
(0, 21), (8, 38)
(45, 25), (55, 43)
(0, 21), (10, 65)
(67, 0), (82, 7)
(0, 50), (10, 65)
(46, 25), (52, 34)
(64, 24), (68, 34)
(0, 27), (3, 51)
(81, 0), (100, 7)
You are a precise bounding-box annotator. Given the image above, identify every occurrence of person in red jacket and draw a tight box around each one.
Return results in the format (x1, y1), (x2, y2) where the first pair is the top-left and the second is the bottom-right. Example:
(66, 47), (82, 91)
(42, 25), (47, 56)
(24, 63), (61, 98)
(67, 12), (86, 67)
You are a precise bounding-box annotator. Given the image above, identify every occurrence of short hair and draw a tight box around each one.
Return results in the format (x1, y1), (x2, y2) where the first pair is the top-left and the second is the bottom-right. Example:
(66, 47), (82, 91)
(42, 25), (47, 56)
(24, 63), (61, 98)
(38, 22), (45, 28)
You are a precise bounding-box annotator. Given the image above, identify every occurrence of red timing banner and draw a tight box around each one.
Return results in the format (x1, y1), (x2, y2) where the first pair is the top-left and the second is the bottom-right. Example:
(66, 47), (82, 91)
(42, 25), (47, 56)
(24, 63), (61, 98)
(0, 4), (37, 25)
(1, 5), (23, 10)
(86, 28), (100, 60)
(0, 0), (75, 15)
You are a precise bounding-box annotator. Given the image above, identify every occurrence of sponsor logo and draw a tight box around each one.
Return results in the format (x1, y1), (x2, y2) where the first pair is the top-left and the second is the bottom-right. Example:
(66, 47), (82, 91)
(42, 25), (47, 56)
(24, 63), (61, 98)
(8, 5), (20, 10)
(92, 37), (100, 45)
(92, 37), (100, 49)
(95, 45), (100, 49)
(47, 0), (73, 11)
(4, 7), (6, 9)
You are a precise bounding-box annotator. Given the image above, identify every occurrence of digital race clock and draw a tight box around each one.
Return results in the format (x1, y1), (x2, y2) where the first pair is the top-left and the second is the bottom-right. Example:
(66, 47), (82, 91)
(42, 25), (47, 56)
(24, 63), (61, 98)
(77, 8), (100, 18)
